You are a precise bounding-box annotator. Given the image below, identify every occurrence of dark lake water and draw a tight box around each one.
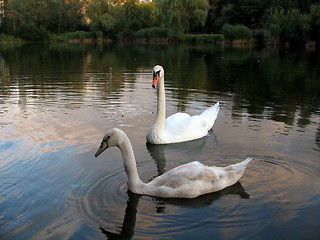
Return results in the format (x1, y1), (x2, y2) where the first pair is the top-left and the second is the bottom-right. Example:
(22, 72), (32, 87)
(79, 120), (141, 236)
(0, 43), (319, 239)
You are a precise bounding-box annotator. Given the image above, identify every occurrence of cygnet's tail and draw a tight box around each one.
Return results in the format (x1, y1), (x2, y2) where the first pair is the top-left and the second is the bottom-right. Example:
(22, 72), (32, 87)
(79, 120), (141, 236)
(234, 157), (253, 169)
(200, 102), (220, 130)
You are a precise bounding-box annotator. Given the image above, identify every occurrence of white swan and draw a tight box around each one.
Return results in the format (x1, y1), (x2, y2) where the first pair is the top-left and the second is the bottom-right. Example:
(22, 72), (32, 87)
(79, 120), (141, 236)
(95, 128), (252, 199)
(146, 65), (220, 144)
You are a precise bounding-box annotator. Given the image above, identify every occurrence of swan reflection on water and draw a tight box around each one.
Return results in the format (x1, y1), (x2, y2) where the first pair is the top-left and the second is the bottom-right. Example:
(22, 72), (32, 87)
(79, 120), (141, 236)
(146, 131), (216, 176)
(99, 183), (249, 239)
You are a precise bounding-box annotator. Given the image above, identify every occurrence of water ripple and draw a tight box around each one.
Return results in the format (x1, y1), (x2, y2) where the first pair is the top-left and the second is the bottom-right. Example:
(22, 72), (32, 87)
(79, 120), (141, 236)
(0, 176), (55, 238)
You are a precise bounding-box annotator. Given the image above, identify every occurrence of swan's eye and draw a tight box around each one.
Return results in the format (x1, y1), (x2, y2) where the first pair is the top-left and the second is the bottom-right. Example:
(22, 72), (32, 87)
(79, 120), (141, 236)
(103, 136), (110, 144)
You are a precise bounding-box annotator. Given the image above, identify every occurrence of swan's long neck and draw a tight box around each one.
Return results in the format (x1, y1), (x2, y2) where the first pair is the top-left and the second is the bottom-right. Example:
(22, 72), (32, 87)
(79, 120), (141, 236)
(155, 75), (166, 132)
(118, 135), (142, 192)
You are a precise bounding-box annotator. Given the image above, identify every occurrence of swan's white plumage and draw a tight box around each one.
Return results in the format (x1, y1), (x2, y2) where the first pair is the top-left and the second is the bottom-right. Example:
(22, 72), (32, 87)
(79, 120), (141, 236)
(147, 65), (220, 144)
(95, 128), (252, 199)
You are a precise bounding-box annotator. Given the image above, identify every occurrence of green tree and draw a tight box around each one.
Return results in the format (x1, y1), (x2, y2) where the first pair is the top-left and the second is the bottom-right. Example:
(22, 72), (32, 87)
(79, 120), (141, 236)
(205, 0), (273, 33)
(308, 4), (320, 41)
(264, 7), (308, 44)
(0, 1), (4, 27)
(205, 1), (235, 33)
(270, 0), (320, 12)
(221, 23), (252, 40)
(137, 1), (158, 28)
(2, 0), (27, 31)
(120, 0), (157, 35)
(42, 0), (85, 32)
(237, 0), (271, 28)
(86, 0), (121, 33)
(155, 0), (209, 33)
(2, 0), (85, 33)
(123, 0), (140, 33)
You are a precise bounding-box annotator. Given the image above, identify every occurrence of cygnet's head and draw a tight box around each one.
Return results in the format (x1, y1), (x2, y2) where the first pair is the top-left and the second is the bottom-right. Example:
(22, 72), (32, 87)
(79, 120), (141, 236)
(152, 65), (164, 88)
(95, 128), (125, 157)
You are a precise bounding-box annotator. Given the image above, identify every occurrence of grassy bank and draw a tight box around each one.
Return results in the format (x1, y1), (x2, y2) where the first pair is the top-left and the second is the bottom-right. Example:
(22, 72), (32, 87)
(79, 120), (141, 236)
(0, 34), (25, 44)
(183, 34), (224, 44)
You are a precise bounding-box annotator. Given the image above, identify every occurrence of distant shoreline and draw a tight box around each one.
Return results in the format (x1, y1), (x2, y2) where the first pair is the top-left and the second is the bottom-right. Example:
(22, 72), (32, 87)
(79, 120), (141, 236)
(0, 32), (318, 51)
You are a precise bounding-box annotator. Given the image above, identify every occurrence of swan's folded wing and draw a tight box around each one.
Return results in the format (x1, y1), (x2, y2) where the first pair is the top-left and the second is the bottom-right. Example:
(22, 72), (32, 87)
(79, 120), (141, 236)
(165, 114), (208, 142)
(152, 162), (220, 189)
(165, 112), (190, 127)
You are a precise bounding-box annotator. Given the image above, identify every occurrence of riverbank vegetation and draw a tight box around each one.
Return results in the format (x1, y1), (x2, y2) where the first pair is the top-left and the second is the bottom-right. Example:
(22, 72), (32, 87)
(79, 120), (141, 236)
(0, 0), (320, 48)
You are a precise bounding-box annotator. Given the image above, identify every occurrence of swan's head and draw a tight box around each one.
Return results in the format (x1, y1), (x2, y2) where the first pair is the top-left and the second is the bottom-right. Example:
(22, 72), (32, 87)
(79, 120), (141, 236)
(152, 65), (164, 88)
(95, 128), (125, 157)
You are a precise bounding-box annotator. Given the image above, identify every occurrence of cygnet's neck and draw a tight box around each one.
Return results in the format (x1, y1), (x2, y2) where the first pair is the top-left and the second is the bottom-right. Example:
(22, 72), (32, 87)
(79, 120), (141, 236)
(118, 135), (143, 192)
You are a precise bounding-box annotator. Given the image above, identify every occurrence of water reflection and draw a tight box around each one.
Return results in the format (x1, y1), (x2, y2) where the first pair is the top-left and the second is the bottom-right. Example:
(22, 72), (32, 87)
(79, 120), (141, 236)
(0, 44), (319, 129)
(146, 136), (209, 175)
(0, 45), (320, 131)
(154, 182), (249, 210)
(316, 124), (320, 149)
(99, 183), (249, 239)
(99, 191), (138, 240)
(0, 43), (319, 239)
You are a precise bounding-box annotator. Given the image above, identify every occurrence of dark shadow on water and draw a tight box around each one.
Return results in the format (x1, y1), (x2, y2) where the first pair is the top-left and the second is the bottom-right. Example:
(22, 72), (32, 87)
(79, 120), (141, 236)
(153, 182), (249, 210)
(99, 182), (249, 239)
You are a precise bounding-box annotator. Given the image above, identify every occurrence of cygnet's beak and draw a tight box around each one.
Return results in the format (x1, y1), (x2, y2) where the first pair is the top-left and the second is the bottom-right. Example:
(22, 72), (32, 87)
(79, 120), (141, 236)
(95, 141), (108, 157)
(152, 74), (159, 88)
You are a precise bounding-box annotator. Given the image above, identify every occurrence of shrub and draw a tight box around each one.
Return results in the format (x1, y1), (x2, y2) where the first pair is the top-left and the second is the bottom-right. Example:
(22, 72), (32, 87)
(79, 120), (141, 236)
(51, 31), (95, 42)
(308, 4), (320, 41)
(264, 8), (308, 44)
(281, 9), (308, 43)
(95, 31), (103, 39)
(0, 34), (23, 43)
(133, 27), (169, 39)
(184, 34), (224, 44)
(15, 23), (50, 41)
(65, 31), (95, 40)
(221, 24), (252, 41)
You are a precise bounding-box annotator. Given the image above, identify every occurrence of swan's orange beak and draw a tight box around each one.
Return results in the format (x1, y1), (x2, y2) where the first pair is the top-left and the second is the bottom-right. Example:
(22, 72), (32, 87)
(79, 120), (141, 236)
(152, 74), (159, 88)
(95, 141), (108, 157)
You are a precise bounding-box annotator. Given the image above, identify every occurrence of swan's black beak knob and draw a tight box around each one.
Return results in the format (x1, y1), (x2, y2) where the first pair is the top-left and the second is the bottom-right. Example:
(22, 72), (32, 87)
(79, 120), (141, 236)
(152, 73), (159, 88)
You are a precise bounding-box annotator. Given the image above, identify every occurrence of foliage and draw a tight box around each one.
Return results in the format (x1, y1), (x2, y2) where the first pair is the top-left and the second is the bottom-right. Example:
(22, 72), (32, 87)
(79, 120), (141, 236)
(85, 0), (117, 33)
(95, 31), (103, 39)
(51, 31), (95, 42)
(2, 0), (85, 33)
(1, 0), (320, 44)
(264, 7), (309, 43)
(132, 27), (185, 43)
(85, 0), (157, 39)
(205, 0), (275, 33)
(15, 23), (50, 41)
(184, 34), (224, 44)
(221, 24), (252, 40)
(155, 0), (209, 33)
(308, 4), (320, 40)
(0, 33), (23, 43)
(133, 27), (169, 39)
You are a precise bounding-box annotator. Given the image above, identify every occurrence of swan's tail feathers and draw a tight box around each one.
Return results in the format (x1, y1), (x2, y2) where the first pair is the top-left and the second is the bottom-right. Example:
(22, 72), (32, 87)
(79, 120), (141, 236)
(235, 157), (253, 168)
(200, 102), (220, 129)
